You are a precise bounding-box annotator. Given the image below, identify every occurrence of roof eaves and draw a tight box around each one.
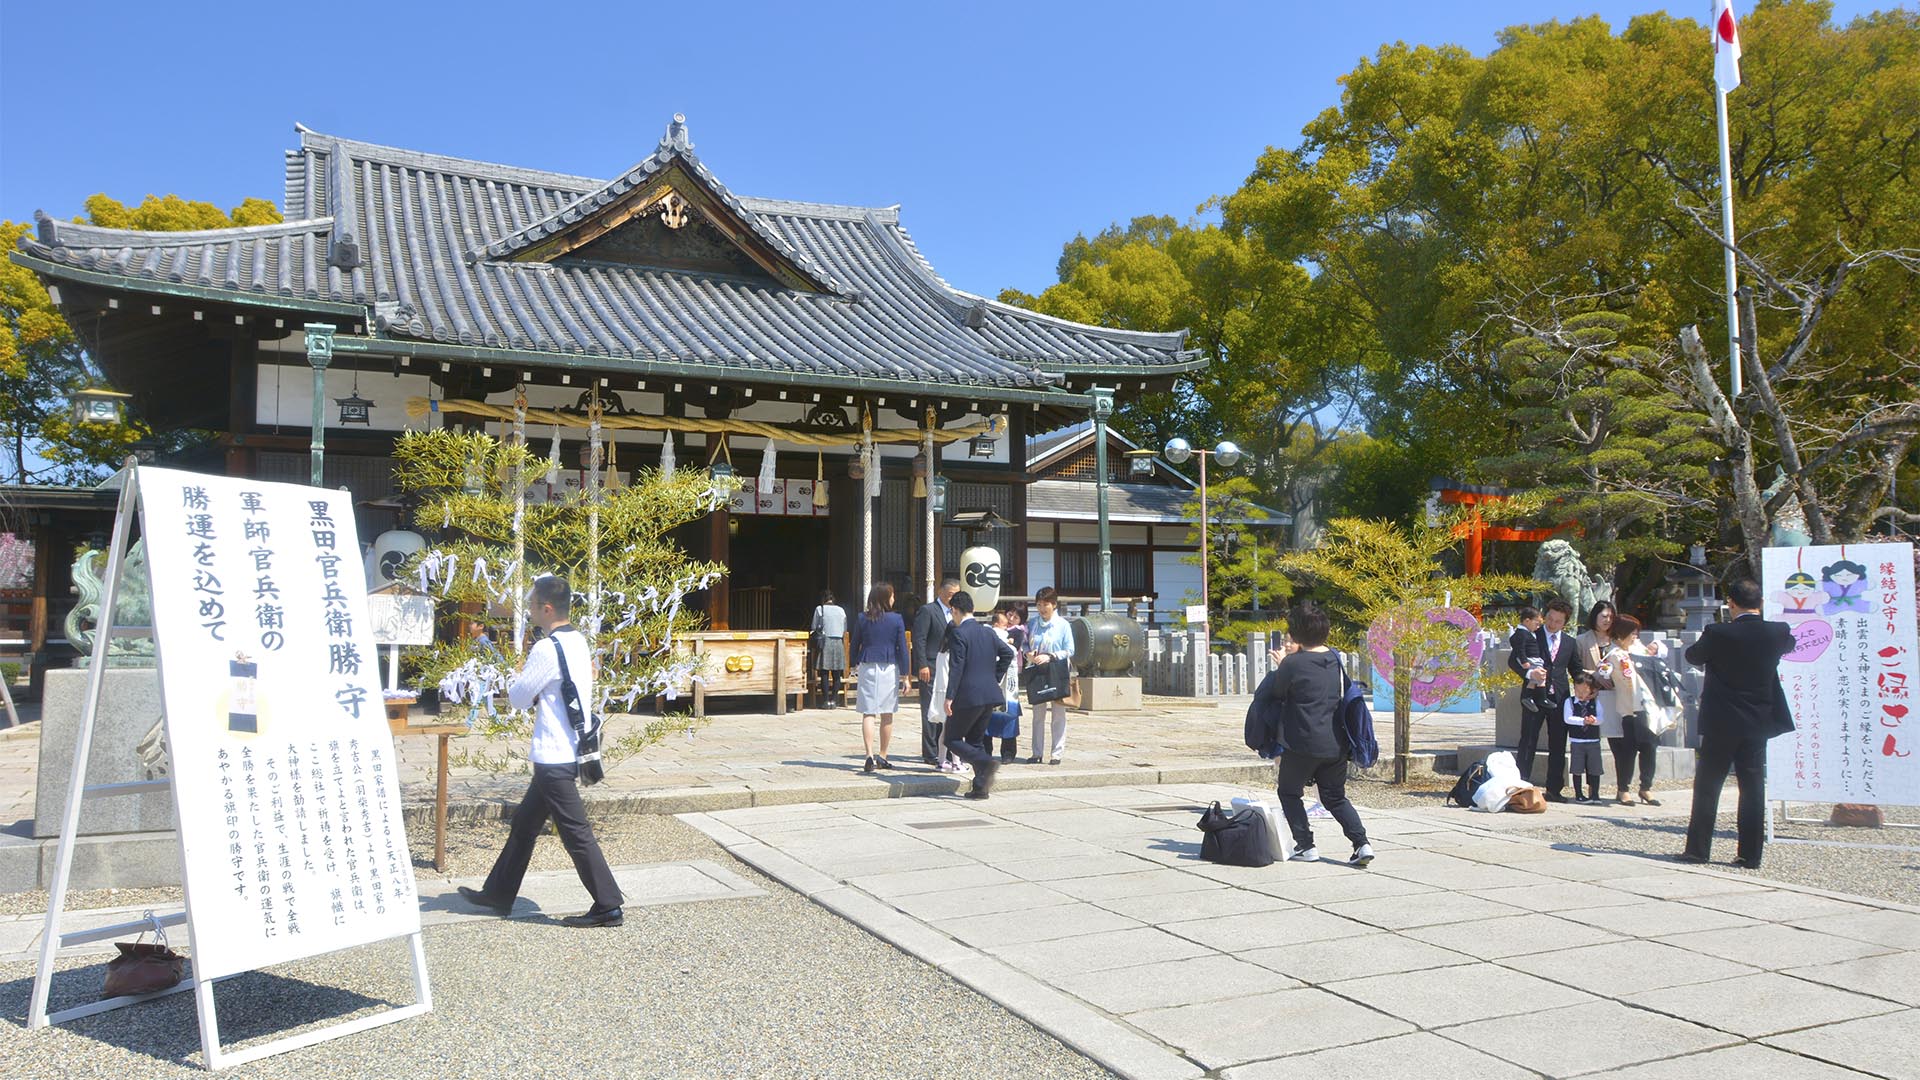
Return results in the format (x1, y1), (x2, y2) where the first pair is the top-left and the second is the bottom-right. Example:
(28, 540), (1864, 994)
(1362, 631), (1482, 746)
(329, 332), (1091, 404)
(31, 210), (334, 250)
(9, 249), (368, 320)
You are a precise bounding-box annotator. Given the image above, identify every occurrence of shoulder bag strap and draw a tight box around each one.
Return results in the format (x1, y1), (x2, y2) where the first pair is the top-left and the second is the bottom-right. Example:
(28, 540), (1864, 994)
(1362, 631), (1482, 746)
(547, 627), (593, 737)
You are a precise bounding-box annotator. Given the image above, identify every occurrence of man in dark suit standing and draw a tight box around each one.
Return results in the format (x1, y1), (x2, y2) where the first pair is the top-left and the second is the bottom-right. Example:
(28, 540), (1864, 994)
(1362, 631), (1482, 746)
(1511, 598), (1585, 801)
(942, 591), (1014, 799)
(1682, 578), (1797, 869)
(913, 578), (962, 765)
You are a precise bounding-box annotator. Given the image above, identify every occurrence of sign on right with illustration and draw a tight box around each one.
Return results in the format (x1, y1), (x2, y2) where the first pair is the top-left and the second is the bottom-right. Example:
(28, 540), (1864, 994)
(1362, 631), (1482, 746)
(1763, 542), (1917, 807)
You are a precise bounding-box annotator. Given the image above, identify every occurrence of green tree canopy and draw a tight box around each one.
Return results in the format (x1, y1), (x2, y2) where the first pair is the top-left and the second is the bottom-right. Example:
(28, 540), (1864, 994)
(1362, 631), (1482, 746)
(1, 193), (284, 483)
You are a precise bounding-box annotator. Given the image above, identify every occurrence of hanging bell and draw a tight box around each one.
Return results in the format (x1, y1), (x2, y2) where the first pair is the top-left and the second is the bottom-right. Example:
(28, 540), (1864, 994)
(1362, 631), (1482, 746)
(911, 451), (929, 498)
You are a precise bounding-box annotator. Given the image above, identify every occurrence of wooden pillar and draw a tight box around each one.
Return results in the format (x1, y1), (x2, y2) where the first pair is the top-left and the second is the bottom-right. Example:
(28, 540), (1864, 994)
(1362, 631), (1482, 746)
(226, 337), (256, 478)
(1009, 408), (1029, 598)
(710, 434), (731, 630)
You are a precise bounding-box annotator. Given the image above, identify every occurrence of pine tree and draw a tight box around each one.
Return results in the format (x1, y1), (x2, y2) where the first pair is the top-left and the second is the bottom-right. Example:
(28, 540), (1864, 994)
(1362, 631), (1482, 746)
(1478, 311), (1718, 580)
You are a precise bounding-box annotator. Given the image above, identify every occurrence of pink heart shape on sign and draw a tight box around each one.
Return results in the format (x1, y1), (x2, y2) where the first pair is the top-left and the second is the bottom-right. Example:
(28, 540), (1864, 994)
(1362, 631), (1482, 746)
(1785, 619), (1832, 663)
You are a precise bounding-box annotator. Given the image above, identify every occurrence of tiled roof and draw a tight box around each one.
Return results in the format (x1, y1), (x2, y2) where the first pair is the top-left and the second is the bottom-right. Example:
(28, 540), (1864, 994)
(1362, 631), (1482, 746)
(1025, 479), (1289, 526)
(16, 117), (1203, 395)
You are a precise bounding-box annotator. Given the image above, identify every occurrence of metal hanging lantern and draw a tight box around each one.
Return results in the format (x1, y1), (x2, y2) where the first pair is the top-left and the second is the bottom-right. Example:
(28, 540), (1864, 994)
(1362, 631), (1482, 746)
(929, 475), (950, 514)
(71, 387), (131, 426)
(334, 368), (374, 426)
(967, 434), (996, 460)
(1127, 449), (1155, 477)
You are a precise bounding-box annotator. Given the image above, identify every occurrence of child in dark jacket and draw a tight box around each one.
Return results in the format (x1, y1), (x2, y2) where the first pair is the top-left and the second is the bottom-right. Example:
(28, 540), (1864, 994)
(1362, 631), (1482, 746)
(1509, 606), (1550, 720)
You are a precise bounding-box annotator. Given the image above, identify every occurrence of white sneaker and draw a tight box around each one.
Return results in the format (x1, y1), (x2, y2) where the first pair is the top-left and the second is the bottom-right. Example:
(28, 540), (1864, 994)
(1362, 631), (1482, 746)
(1349, 844), (1375, 868)
(1289, 847), (1320, 862)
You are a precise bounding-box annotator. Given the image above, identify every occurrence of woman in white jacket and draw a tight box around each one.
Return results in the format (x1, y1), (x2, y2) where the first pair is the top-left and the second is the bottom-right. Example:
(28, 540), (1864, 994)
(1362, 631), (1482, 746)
(1602, 613), (1669, 805)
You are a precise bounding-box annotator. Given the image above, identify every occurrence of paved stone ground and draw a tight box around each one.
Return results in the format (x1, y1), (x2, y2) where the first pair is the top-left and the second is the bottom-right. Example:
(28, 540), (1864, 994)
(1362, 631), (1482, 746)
(0, 696), (1496, 825)
(0, 841), (1117, 1079)
(687, 782), (1920, 1080)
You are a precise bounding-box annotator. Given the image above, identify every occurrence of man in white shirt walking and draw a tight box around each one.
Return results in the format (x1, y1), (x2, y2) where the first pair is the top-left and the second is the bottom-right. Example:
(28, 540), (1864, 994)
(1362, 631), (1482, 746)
(459, 575), (624, 927)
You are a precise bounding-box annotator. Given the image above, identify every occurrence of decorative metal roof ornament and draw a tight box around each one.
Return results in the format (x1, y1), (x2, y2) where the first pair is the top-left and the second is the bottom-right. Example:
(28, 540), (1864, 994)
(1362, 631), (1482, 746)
(658, 192), (691, 230)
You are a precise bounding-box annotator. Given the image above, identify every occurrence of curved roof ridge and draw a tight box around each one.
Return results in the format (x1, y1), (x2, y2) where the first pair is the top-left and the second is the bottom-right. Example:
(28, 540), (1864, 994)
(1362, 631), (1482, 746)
(31, 210), (332, 249)
(861, 210), (976, 319)
(974, 293), (1189, 349)
(862, 212), (1190, 352)
(739, 197), (899, 223)
(471, 117), (850, 297)
(294, 123), (601, 193)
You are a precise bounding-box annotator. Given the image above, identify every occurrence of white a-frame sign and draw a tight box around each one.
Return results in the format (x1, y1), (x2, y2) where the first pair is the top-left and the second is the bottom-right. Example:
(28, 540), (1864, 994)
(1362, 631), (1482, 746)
(29, 465), (430, 1068)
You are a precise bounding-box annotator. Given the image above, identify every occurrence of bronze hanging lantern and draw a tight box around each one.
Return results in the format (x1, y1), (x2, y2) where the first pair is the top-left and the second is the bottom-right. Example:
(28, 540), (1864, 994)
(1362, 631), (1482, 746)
(334, 368), (374, 425)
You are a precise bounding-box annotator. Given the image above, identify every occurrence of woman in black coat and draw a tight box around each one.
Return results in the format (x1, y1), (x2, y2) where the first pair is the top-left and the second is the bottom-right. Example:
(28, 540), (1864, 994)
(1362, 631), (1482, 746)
(1252, 602), (1373, 867)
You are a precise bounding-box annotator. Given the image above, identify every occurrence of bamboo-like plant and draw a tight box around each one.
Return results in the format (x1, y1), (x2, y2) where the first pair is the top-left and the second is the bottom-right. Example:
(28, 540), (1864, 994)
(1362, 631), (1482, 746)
(390, 429), (734, 773)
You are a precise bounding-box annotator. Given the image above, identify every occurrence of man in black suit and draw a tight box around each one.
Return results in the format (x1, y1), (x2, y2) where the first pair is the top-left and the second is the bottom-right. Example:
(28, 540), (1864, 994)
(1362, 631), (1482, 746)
(913, 579), (962, 765)
(1510, 597), (1585, 801)
(942, 591), (1014, 799)
(1682, 578), (1797, 869)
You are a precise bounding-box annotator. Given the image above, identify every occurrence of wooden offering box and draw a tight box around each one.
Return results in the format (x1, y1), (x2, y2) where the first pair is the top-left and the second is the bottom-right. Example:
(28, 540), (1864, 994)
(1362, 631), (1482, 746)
(673, 630), (808, 716)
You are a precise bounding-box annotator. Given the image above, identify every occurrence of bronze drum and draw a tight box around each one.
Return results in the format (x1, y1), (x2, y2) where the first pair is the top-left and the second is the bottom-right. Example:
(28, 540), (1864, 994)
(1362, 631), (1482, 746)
(1068, 612), (1144, 676)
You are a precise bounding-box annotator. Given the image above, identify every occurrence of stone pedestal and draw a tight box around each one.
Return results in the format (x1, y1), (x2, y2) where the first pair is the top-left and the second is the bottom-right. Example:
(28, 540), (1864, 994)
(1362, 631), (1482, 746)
(1494, 687), (1524, 748)
(1072, 675), (1142, 713)
(34, 667), (174, 838)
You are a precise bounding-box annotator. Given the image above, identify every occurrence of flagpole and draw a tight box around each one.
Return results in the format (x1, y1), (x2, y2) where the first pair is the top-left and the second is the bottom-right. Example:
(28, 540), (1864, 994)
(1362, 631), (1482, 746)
(1714, 23), (1743, 399)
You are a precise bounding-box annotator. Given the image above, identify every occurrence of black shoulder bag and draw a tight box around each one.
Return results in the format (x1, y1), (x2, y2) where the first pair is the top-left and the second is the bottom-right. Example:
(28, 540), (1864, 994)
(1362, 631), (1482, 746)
(549, 628), (604, 787)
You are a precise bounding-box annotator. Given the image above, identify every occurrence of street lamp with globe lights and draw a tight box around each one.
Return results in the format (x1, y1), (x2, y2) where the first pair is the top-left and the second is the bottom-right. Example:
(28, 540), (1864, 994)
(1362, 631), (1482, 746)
(1159, 438), (1241, 629)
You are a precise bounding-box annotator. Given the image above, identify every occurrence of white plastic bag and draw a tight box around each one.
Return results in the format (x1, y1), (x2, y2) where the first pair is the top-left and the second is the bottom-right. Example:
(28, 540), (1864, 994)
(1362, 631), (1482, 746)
(1472, 750), (1525, 812)
(1230, 797), (1294, 862)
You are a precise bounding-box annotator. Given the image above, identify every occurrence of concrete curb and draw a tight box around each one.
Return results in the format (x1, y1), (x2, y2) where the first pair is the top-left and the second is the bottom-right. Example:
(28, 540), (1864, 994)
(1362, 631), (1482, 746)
(402, 762), (1283, 830)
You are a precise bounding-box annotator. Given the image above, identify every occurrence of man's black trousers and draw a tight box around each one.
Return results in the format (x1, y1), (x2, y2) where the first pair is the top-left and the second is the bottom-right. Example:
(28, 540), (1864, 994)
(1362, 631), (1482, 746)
(918, 678), (943, 762)
(944, 703), (994, 770)
(1685, 735), (1768, 867)
(1514, 700), (1568, 794)
(483, 762), (623, 912)
(1275, 753), (1368, 852)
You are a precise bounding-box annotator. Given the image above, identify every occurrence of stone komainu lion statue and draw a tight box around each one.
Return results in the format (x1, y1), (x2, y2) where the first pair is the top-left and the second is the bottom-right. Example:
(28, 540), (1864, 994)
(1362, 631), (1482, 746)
(1532, 539), (1611, 616)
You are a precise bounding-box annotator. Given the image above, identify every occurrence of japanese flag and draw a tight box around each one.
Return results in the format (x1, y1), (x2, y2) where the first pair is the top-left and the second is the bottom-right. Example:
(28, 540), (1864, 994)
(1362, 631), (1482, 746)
(1714, 0), (1742, 94)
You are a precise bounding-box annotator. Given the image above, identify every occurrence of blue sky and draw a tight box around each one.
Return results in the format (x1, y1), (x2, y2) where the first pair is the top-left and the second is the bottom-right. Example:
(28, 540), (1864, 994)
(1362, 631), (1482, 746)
(0, 1), (1890, 299)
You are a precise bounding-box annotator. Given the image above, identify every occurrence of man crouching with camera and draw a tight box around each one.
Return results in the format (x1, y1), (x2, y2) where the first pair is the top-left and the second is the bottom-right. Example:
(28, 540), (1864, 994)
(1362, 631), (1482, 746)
(459, 574), (625, 927)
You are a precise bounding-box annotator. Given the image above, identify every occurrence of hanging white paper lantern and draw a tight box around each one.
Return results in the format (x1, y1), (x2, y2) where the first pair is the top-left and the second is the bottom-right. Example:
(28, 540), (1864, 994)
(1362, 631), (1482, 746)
(959, 544), (1003, 612)
(365, 529), (427, 590)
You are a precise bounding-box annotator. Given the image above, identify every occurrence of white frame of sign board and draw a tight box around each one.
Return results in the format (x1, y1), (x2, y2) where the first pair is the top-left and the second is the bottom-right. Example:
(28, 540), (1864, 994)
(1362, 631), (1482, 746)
(1763, 541), (1920, 835)
(28, 466), (431, 1069)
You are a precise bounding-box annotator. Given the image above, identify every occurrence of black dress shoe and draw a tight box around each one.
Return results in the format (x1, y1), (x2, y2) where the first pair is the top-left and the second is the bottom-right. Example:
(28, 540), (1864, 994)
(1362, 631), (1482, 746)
(1730, 857), (1762, 870)
(1026, 756), (1044, 764)
(964, 789), (989, 800)
(1544, 792), (1569, 804)
(457, 885), (514, 915)
(561, 907), (624, 928)
(1675, 852), (1709, 865)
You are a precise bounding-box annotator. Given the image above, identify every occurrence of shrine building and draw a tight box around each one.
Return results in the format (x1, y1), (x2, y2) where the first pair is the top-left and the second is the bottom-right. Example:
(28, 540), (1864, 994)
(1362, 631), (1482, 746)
(11, 115), (1202, 633)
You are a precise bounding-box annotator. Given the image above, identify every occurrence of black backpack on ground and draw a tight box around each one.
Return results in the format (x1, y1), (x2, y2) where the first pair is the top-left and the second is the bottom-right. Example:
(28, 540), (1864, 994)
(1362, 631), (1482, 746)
(1196, 802), (1276, 867)
(1448, 758), (1491, 808)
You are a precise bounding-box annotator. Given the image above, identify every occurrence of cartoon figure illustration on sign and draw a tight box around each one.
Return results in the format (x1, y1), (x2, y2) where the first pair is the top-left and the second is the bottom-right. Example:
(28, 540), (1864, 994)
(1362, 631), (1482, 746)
(1773, 570), (1823, 622)
(228, 653), (259, 733)
(1819, 559), (1871, 618)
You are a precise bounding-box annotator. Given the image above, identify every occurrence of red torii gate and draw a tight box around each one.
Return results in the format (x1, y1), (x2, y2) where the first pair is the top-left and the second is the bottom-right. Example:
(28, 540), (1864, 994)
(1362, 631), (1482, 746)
(1430, 478), (1563, 576)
